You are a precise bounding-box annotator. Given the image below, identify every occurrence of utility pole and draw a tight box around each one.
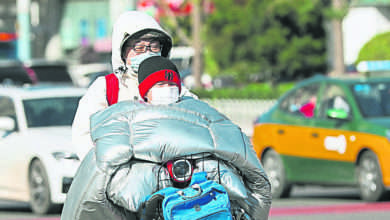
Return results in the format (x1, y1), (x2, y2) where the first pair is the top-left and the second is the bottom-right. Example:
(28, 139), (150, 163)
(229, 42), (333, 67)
(331, 0), (345, 76)
(192, 0), (203, 88)
(17, 0), (31, 60)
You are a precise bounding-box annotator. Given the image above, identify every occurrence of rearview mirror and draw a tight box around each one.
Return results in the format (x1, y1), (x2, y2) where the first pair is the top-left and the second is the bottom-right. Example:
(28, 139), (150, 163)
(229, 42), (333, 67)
(327, 109), (349, 120)
(0, 116), (16, 131)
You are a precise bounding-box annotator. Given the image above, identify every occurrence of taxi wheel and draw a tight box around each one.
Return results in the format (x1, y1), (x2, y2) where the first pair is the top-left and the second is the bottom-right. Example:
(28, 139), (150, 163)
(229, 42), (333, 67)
(262, 149), (292, 198)
(28, 159), (59, 214)
(357, 151), (386, 201)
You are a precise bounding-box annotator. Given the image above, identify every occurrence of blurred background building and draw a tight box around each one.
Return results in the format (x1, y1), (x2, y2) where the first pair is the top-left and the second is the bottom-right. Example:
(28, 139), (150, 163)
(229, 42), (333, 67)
(1, 0), (390, 74)
(0, 0), (137, 63)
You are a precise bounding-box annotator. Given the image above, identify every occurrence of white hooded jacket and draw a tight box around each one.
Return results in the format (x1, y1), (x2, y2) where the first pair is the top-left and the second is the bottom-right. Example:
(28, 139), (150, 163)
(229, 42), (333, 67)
(72, 11), (195, 159)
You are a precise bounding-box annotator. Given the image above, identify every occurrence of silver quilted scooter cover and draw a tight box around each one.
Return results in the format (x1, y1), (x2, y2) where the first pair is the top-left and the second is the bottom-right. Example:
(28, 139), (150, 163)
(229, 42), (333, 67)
(61, 98), (271, 220)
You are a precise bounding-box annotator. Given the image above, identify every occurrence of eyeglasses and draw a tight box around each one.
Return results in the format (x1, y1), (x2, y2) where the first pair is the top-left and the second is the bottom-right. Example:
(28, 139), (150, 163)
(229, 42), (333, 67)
(132, 41), (162, 54)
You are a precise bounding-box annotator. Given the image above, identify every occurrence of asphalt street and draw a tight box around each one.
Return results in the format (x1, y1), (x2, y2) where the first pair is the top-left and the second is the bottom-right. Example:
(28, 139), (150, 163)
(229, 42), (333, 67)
(1, 185), (390, 220)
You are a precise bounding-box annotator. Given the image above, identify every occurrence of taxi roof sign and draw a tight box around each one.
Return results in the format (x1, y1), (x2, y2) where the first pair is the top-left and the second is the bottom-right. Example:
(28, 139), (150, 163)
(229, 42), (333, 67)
(356, 60), (390, 73)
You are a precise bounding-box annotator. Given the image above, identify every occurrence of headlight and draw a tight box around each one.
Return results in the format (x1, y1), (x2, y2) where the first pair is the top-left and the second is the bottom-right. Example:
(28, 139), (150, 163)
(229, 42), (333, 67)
(167, 159), (193, 183)
(52, 152), (79, 161)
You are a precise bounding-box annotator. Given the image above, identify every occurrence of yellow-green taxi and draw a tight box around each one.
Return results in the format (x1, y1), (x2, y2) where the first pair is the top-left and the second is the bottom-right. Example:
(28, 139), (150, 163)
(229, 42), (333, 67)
(252, 75), (390, 201)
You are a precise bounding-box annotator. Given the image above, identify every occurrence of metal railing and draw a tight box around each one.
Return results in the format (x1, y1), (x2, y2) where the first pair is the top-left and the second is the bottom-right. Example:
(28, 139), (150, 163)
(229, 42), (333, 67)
(202, 99), (276, 137)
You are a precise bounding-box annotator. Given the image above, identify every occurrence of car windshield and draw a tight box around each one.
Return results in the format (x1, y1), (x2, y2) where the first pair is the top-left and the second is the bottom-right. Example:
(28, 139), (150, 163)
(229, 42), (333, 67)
(23, 97), (81, 127)
(30, 64), (73, 82)
(351, 82), (390, 117)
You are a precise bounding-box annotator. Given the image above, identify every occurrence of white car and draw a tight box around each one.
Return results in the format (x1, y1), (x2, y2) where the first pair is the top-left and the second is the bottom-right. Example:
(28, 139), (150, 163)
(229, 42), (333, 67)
(0, 85), (86, 214)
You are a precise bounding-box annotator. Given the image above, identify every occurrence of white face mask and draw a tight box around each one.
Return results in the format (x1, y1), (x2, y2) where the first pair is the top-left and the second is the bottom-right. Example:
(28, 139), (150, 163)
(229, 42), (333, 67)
(130, 52), (161, 73)
(150, 86), (179, 105)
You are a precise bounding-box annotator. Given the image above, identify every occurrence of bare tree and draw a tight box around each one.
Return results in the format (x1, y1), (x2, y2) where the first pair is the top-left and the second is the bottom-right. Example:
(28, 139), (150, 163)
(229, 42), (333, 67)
(331, 0), (346, 76)
(155, 0), (192, 45)
(192, 0), (203, 88)
(156, 0), (204, 88)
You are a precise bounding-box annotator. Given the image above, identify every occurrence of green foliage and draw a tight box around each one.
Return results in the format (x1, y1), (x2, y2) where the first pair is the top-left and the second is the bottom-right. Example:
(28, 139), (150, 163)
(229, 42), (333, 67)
(204, 48), (220, 76)
(323, 2), (349, 20)
(192, 82), (295, 99)
(204, 0), (328, 82)
(355, 32), (390, 64)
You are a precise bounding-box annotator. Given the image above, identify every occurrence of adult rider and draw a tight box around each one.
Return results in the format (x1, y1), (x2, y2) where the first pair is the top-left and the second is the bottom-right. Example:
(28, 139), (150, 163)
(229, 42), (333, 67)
(72, 11), (196, 160)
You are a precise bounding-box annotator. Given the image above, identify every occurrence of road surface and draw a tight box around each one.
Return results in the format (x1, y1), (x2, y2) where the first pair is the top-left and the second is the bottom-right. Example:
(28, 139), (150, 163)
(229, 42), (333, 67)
(1, 186), (390, 219)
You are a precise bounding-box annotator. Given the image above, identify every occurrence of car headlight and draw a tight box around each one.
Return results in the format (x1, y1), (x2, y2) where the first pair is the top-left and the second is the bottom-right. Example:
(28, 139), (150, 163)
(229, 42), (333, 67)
(52, 151), (80, 161)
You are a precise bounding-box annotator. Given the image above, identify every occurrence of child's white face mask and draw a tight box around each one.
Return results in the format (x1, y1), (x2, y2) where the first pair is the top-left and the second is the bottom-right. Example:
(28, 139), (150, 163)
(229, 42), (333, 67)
(150, 86), (179, 105)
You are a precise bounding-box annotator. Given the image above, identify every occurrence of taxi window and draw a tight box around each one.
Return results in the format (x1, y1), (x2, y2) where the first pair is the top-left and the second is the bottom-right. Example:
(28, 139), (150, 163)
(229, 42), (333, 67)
(352, 82), (390, 117)
(280, 84), (320, 118)
(318, 84), (351, 119)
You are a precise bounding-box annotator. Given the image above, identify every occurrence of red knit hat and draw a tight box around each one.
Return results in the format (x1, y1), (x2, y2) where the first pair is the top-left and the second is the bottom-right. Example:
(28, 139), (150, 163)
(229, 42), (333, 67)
(138, 56), (181, 99)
